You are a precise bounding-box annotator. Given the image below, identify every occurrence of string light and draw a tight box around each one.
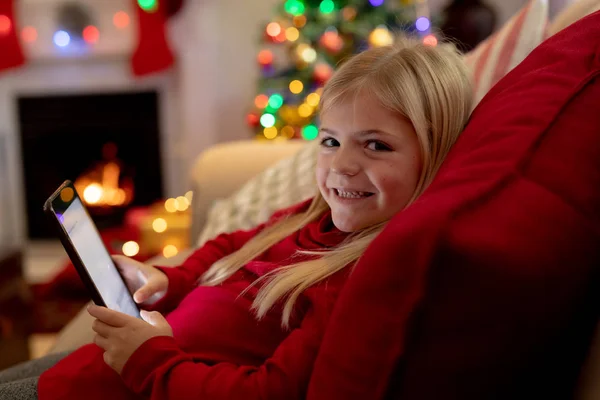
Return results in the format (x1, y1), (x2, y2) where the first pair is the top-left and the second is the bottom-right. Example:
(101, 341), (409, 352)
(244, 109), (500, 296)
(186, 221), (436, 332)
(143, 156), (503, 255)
(247, 113), (260, 126)
(415, 16), (430, 32)
(122, 241), (140, 257)
(281, 126), (295, 138)
(369, 26), (393, 47)
(0, 15), (11, 36)
(285, 0), (305, 16)
(285, 27), (300, 42)
(268, 94), (284, 109)
(164, 198), (177, 212)
(254, 94), (269, 108)
(21, 26), (37, 43)
(320, 31), (344, 53)
(320, 0), (335, 14)
(302, 125), (319, 140)
(298, 104), (313, 118)
(257, 49), (274, 65)
(369, 0), (385, 6)
(297, 44), (317, 63)
(175, 196), (189, 211)
(53, 30), (71, 47)
(83, 25), (99, 44)
(163, 245), (178, 258)
(138, 0), (158, 12)
(264, 127), (278, 139)
(423, 34), (438, 46)
(342, 6), (357, 21)
(152, 218), (167, 233)
(306, 93), (320, 107)
(289, 80), (304, 94)
(260, 113), (276, 128)
(293, 15), (307, 28)
(266, 22), (282, 38)
(113, 11), (130, 29)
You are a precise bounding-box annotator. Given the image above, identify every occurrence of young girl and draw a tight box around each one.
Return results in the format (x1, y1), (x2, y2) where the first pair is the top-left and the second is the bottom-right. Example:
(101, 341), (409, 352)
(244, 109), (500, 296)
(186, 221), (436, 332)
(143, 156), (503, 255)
(0, 35), (473, 399)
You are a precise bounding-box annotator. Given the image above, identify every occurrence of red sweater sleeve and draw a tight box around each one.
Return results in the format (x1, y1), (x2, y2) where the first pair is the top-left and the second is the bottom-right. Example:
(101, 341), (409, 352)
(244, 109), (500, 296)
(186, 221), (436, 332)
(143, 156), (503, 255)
(145, 199), (313, 314)
(121, 287), (336, 400)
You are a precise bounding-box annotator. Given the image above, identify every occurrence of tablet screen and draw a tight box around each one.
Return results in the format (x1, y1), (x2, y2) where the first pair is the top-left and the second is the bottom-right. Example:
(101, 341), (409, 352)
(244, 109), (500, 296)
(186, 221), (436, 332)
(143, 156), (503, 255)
(59, 197), (141, 318)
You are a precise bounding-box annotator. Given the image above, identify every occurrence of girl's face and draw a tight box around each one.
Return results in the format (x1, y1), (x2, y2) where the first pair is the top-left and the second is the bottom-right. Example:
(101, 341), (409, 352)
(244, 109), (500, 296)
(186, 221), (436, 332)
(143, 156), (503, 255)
(317, 94), (422, 232)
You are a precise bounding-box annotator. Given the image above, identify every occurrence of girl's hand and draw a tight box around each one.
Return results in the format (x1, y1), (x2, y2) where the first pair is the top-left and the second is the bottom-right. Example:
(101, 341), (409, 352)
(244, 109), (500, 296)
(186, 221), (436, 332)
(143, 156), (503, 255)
(112, 255), (168, 306)
(88, 304), (173, 375)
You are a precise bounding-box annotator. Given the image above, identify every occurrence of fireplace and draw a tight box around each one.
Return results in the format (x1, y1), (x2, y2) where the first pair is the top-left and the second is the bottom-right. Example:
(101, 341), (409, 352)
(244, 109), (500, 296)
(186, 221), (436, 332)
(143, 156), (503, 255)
(18, 91), (164, 239)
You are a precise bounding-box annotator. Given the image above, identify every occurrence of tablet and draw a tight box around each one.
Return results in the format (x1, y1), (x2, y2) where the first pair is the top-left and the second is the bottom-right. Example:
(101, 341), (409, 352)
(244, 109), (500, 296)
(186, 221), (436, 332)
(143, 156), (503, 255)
(43, 180), (141, 319)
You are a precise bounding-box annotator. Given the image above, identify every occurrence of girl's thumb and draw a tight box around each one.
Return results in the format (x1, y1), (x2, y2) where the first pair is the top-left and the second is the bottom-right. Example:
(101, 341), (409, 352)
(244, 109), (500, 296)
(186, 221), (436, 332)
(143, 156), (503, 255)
(141, 310), (164, 326)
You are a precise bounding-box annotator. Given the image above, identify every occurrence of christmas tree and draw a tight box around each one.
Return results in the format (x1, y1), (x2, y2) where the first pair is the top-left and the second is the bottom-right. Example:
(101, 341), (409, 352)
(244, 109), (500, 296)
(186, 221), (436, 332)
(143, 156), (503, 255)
(247, 0), (435, 141)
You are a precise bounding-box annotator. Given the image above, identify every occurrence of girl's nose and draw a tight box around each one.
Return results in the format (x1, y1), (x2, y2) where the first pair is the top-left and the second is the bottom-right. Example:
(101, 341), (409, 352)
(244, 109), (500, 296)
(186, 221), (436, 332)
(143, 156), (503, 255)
(330, 147), (360, 176)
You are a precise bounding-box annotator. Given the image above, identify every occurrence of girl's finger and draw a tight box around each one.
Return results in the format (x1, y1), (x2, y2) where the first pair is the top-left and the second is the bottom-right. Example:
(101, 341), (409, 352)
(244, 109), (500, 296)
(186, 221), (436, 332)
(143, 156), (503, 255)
(93, 334), (109, 351)
(91, 318), (113, 337)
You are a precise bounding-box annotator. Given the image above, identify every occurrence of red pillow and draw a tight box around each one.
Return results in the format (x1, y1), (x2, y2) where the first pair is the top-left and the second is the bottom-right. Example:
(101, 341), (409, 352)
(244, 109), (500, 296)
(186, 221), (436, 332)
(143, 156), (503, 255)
(308, 10), (600, 400)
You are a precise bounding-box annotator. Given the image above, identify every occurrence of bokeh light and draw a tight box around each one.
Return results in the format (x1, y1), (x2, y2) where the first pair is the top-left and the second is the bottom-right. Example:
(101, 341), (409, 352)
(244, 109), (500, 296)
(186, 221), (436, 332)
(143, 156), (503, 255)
(113, 11), (130, 29)
(302, 125), (319, 140)
(264, 127), (278, 139)
(320, 0), (335, 14)
(258, 49), (274, 65)
(289, 80), (304, 94)
(163, 245), (178, 258)
(21, 26), (37, 43)
(164, 198), (177, 213)
(260, 113), (276, 128)
(423, 34), (438, 47)
(152, 218), (167, 233)
(138, 0), (158, 12)
(83, 25), (99, 44)
(415, 17), (430, 32)
(306, 93), (320, 107)
(0, 15), (11, 36)
(53, 30), (71, 47)
(286, 27), (300, 42)
(122, 241), (140, 257)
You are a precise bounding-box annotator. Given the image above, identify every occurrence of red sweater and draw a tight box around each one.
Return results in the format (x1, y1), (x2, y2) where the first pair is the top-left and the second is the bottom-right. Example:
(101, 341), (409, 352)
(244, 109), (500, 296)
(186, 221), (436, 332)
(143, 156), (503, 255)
(38, 201), (349, 400)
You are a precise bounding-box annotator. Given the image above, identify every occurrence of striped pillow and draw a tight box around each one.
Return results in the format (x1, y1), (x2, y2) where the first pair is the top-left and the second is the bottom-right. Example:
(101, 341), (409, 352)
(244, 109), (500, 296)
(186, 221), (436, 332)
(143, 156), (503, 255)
(464, 0), (549, 107)
(196, 141), (319, 247)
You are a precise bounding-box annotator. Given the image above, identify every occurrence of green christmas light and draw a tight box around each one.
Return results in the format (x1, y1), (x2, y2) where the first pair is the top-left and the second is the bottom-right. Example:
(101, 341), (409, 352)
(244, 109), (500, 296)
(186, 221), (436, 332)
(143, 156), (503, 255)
(138, 0), (158, 12)
(320, 0), (335, 14)
(285, 0), (305, 16)
(260, 113), (276, 128)
(302, 124), (319, 140)
(268, 94), (284, 110)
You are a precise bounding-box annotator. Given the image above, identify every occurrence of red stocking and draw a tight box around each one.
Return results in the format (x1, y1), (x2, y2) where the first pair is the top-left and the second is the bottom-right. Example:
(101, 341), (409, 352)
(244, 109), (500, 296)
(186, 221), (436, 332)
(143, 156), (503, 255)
(0, 0), (25, 73)
(131, 0), (175, 76)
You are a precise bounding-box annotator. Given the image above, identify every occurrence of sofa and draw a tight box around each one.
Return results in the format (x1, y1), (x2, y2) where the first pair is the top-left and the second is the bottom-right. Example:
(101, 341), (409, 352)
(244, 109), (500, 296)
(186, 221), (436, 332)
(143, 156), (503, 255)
(48, 1), (600, 398)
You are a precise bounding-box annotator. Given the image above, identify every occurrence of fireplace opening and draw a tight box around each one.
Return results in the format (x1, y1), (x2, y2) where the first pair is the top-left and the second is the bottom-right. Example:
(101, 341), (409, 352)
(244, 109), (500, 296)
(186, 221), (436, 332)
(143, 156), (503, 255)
(18, 91), (164, 239)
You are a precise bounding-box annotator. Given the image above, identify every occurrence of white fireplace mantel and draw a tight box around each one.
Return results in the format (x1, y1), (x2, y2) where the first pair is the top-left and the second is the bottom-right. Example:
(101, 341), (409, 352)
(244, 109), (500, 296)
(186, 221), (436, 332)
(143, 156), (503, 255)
(0, 0), (224, 243)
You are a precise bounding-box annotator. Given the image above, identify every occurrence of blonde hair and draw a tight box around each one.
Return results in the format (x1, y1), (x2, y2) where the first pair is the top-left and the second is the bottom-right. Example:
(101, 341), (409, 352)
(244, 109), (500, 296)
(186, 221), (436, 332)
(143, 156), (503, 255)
(201, 35), (473, 327)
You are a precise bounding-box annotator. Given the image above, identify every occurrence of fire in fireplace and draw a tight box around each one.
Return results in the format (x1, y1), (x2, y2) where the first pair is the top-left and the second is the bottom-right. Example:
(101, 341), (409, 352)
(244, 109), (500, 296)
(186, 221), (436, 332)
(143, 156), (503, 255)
(18, 91), (163, 239)
(74, 142), (134, 208)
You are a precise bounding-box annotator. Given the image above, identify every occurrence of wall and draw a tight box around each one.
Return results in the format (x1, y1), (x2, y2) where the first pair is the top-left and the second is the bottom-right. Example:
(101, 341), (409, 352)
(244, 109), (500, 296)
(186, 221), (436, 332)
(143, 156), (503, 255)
(430, 0), (572, 26)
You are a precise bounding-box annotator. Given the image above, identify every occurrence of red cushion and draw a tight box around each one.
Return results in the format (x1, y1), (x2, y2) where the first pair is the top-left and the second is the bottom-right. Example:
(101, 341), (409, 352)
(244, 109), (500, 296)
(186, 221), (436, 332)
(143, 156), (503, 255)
(308, 10), (600, 400)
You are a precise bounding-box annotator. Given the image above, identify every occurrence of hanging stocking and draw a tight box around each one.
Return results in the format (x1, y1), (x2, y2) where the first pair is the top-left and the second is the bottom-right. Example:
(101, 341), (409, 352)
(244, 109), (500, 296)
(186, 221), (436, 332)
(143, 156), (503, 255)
(0, 0), (25, 73)
(131, 0), (175, 76)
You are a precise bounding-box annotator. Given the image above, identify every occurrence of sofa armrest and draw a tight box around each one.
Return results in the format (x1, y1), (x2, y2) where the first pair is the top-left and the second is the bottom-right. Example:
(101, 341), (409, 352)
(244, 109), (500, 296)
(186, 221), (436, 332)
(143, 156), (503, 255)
(47, 249), (195, 355)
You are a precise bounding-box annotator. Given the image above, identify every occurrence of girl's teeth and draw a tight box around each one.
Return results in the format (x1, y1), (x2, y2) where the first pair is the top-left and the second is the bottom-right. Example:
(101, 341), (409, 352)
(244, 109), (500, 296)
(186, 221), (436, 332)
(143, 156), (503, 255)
(336, 190), (370, 198)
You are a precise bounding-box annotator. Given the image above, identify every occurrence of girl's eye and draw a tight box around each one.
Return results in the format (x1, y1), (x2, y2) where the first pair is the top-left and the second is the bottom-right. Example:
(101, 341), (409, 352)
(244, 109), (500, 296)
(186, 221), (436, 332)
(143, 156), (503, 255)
(320, 137), (339, 147)
(366, 140), (392, 151)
